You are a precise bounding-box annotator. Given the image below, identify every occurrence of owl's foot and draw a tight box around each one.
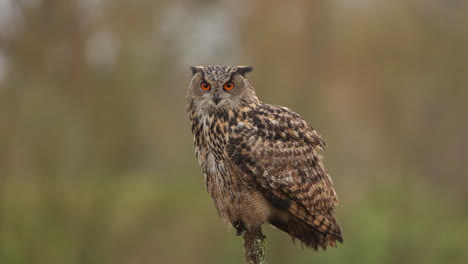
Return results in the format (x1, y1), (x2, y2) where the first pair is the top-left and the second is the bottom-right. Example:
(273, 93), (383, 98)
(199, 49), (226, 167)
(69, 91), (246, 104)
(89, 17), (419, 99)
(234, 220), (245, 236)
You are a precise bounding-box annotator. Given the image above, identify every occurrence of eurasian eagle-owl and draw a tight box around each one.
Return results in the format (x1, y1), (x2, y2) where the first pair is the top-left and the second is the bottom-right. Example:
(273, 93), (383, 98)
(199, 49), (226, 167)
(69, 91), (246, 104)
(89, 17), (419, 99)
(187, 65), (343, 250)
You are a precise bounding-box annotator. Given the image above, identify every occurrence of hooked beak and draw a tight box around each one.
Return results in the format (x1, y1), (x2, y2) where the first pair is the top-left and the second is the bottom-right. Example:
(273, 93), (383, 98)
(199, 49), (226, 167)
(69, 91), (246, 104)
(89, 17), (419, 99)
(213, 92), (220, 105)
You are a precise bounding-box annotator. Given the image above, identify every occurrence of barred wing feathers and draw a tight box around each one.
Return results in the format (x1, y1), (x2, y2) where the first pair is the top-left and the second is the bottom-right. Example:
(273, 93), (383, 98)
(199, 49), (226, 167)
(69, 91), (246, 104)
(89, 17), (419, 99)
(226, 104), (343, 247)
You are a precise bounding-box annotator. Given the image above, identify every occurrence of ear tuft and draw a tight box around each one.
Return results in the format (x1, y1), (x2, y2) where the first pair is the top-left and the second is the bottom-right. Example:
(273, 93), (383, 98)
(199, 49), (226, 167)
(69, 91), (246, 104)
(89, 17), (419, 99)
(190, 66), (204, 75)
(236, 66), (253, 76)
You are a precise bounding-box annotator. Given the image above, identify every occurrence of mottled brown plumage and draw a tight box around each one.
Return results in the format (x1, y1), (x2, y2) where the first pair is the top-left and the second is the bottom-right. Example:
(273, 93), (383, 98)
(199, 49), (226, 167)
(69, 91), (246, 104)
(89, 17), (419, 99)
(187, 65), (343, 250)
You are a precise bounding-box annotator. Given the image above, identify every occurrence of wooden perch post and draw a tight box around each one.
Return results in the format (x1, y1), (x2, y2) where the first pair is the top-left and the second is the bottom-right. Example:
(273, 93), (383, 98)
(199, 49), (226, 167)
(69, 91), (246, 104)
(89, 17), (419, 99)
(243, 228), (267, 264)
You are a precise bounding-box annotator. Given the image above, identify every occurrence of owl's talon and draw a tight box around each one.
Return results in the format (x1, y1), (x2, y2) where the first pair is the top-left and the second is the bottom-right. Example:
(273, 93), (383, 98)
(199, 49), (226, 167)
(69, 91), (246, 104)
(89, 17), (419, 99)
(234, 221), (245, 236)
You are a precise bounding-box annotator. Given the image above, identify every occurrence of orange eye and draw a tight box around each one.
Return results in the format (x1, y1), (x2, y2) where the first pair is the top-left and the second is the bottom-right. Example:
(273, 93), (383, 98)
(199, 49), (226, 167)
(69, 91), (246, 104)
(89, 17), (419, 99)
(223, 82), (234, 90)
(201, 82), (211, 91)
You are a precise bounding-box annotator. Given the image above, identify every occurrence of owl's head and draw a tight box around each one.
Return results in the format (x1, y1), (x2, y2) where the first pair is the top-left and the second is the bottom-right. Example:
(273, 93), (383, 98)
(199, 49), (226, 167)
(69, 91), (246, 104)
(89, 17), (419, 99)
(187, 65), (258, 112)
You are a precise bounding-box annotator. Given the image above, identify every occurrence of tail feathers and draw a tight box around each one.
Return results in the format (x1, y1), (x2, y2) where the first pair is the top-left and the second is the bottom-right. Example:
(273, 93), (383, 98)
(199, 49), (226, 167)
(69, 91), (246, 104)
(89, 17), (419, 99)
(269, 216), (343, 250)
(265, 190), (343, 248)
(287, 201), (343, 244)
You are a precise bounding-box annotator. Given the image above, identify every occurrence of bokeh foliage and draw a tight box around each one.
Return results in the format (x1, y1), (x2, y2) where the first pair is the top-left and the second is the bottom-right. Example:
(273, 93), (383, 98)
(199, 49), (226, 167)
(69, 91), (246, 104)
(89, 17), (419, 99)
(0, 0), (467, 263)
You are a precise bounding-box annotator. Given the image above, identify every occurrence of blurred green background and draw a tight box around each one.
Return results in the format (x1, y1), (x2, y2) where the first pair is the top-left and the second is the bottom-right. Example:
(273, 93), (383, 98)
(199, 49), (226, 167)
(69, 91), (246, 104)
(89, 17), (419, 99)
(1, 0), (468, 263)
